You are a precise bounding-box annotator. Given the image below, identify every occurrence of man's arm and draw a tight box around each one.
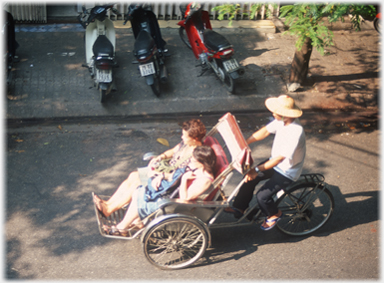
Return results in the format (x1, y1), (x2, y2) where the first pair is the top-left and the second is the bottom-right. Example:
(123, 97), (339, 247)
(245, 155), (285, 182)
(246, 126), (270, 145)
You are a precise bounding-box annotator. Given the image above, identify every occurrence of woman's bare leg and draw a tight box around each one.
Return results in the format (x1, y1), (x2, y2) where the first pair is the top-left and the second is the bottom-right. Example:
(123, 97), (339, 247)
(94, 171), (141, 217)
(116, 188), (141, 230)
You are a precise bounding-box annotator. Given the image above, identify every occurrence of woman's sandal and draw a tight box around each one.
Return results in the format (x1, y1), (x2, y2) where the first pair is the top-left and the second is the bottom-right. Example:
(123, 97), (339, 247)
(102, 225), (130, 237)
(93, 194), (108, 218)
(260, 211), (283, 231)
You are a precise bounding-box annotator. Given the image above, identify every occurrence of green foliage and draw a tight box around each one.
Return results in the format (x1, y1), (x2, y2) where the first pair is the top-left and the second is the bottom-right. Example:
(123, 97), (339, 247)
(280, 3), (376, 55)
(249, 3), (278, 19)
(212, 2), (277, 26)
(280, 4), (334, 55)
(211, 2), (376, 55)
(211, 3), (242, 26)
(347, 4), (377, 30)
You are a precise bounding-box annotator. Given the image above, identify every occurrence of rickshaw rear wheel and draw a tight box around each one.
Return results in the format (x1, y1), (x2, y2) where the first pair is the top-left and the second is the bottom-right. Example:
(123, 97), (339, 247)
(142, 215), (209, 270)
(276, 182), (334, 236)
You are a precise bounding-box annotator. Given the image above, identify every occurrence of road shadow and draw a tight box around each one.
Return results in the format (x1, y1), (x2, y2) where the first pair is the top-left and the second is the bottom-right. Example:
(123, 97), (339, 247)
(194, 185), (378, 268)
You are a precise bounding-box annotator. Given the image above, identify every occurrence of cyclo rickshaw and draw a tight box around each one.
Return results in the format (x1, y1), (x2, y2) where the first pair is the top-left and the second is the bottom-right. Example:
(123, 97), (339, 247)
(93, 113), (334, 270)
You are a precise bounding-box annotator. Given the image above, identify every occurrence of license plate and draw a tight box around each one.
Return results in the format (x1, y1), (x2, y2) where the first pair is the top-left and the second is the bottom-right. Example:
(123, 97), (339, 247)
(139, 62), (155, 76)
(96, 70), (112, 83)
(223, 59), (240, 72)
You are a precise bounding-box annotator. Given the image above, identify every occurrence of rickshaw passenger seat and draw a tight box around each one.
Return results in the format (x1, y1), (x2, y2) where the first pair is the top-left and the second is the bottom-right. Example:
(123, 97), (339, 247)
(202, 136), (229, 201)
(169, 135), (229, 201)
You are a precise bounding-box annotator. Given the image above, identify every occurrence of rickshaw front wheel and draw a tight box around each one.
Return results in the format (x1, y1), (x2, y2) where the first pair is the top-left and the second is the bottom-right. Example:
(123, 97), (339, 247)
(142, 215), (209, 270)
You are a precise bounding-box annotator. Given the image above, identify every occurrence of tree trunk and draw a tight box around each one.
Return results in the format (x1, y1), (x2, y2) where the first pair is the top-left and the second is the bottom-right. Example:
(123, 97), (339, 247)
(289, 37), (313, 85)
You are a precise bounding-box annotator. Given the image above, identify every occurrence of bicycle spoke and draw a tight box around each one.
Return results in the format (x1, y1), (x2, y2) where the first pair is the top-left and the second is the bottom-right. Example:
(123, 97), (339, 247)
(143, 218), (208, 269)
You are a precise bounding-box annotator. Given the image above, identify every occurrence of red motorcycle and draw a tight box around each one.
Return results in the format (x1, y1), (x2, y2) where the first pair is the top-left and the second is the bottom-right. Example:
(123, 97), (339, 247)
(178, 3), (244, 94)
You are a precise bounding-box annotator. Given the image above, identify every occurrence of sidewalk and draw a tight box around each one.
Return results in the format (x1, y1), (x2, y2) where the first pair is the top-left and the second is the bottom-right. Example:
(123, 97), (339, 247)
(6, 19), (380, 122)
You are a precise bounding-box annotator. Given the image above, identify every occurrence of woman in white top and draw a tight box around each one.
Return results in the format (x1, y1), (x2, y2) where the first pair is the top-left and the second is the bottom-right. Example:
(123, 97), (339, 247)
(103, 146), (216, 236)
(93, 119), (206, 218)
(226, 95), (306, 231)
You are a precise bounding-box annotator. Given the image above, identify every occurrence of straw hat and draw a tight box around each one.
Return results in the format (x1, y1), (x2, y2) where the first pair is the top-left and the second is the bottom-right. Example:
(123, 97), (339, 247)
(265, 95), (302, 118)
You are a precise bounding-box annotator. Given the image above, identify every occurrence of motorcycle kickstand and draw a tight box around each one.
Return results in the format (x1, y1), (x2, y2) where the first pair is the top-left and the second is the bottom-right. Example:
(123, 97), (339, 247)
(197, 66), (209, 77)
(161, 49), (171, 57)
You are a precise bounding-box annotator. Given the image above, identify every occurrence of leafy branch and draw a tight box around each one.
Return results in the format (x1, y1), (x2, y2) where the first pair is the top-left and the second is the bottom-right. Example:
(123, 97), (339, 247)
(211, 2), (278, 26)
(280, 3), (376, 55)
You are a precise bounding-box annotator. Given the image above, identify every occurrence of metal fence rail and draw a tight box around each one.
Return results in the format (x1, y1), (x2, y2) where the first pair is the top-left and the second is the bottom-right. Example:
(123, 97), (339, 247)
(5, 2), (280, 23)
(6, 3), (47, 23)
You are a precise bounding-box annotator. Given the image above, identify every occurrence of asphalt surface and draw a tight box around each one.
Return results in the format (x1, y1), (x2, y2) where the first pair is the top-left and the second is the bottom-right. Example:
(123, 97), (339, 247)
(6, 117), (379, 280)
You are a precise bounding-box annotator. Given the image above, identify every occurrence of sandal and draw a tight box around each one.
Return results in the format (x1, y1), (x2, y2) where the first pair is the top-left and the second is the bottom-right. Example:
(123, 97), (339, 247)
(102, 225), (130, 237)
(93, 193), (108, 218)
(260, 211), (283, 231)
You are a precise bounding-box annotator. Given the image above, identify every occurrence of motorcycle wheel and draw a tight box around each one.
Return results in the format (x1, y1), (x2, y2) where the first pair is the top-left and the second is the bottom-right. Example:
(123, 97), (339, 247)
(150, 76), (161, 97)
(100, 89), (107, 103)
(217, 65), (236, 94)
(179, 26), (192, 49)
(374, 18), (380, 33)
(223, 71), (236, 94)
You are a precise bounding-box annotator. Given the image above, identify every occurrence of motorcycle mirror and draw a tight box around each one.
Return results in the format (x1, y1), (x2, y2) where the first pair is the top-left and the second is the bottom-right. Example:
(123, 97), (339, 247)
(143, 152), (158, 161)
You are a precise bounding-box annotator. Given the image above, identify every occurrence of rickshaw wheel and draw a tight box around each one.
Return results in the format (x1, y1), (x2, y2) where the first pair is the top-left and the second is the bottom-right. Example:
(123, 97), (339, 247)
(276, 182), (334, 236)
(142, 215), (209, 270)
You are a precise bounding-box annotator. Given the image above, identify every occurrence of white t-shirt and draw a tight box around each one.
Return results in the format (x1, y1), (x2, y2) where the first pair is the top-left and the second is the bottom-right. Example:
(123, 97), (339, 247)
(266, 119), (306, 181)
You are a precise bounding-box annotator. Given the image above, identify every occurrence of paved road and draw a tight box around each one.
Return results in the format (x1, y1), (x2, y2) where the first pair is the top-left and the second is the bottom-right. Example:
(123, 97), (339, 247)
(6, 113), (379, 280)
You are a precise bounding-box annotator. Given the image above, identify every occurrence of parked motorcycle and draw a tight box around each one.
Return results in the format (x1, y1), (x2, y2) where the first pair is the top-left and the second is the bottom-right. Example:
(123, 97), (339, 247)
(78, 4), (119, 103)
(124, 4), (168, 97)
(3, 10), (19, 85)
(374, 12), (380, 33)
(178, 3), (244, 94)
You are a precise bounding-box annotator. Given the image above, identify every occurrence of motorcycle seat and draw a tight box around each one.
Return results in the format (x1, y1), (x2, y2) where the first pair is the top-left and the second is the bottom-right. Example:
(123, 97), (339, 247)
(203, 29), (232, 52)
(93, 35), (114, 58)
(134, 30), (156, 58)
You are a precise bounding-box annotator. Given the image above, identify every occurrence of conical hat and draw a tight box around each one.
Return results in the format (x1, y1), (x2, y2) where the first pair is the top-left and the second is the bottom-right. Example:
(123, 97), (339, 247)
(265, 95), (302, 118)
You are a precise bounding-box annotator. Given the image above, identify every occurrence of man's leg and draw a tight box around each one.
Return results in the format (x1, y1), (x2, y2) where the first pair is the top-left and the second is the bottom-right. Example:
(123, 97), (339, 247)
(233, 168), (274, 211)
(256, 171), (293, 216)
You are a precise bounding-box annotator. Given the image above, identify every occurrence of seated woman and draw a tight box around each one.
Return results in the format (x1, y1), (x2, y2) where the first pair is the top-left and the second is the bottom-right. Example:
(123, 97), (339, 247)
(103, 146), (216, 236)
(93, 119), (206, 218)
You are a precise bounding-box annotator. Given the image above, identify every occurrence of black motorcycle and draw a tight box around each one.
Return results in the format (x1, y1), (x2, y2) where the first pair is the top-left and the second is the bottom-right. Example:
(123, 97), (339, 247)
(124, 4), (168, 97)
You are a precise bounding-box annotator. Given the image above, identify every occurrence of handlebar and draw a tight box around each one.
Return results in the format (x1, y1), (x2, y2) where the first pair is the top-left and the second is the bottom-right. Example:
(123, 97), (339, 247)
(78, 4), (119, 28)
(123, 4), (152, 25)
